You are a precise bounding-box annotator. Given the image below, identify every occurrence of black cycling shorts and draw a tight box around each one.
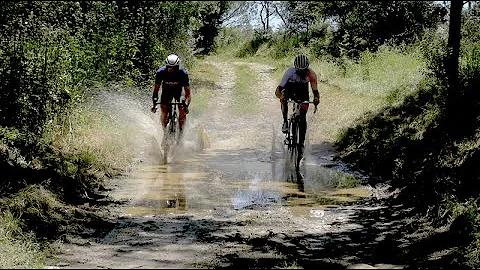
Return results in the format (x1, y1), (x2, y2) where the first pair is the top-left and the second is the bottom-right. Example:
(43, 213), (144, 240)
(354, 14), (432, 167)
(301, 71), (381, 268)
(283, 82), (309, 102)
(160, 88), (182, 104)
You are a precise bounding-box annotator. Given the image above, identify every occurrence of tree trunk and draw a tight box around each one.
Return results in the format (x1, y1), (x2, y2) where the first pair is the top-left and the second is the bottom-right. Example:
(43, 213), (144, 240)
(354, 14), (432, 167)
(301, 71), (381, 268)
(446, 0), (463, 91)
(444, 0), (464, 133)
(266, 1), (270, 30)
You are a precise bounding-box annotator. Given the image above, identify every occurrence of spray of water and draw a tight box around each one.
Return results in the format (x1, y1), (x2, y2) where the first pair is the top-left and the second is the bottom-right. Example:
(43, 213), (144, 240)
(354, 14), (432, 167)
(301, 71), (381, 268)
(90, 62), (367, 217)
(91, 88), (207, 169)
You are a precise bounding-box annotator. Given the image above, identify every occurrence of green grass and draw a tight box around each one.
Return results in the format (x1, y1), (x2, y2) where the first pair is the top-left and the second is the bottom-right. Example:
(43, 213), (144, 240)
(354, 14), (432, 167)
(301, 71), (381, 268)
(232, 64), (259, 114)
(0, 187), (63, 269)
(438, 198), (480, 268)
(189, 60), (221, 116)
(0, 211), (45, 268)
(47, 102), (134, 174)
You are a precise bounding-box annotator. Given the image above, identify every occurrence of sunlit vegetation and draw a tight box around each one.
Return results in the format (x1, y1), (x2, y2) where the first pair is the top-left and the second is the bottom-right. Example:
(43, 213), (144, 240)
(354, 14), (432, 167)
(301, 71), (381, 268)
(232, 64), (260, 114)
(0, 210), (45, 268)
(1, 0), (480, 268)
(189, 61), (221, 116)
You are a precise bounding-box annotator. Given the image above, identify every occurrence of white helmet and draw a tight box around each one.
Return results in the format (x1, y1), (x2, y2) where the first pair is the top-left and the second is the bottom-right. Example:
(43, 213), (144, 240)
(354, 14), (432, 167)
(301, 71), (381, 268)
(165, 54), (180, 67)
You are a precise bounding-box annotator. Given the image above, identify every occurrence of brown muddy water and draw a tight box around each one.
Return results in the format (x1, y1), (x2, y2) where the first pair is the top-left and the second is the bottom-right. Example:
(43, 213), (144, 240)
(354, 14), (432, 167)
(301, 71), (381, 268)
(110, 136), (371, 220)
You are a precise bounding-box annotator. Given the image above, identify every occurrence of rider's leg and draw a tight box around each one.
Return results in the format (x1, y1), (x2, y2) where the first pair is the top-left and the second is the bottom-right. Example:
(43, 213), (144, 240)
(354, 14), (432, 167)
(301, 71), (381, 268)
(281, 99), (288, 122)
(178, 104), (186, 137)
(160, 104), (169, 147)
(173, 90), (185, 138)
(160, 90), (174, 131)
(280, 98), (288, 133)
(160, 104), (168, 131)
(298, 105), (309, 158)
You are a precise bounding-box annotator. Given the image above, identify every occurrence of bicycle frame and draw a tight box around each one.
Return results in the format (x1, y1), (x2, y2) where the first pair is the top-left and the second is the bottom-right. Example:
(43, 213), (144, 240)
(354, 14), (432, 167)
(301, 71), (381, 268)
(155, 101), (186, 164)
(284, 99), (316, 171)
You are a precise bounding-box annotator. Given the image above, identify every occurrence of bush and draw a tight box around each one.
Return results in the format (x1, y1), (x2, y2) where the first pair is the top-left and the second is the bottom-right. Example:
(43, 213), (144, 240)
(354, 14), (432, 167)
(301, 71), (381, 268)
(235, 30), (272, 58)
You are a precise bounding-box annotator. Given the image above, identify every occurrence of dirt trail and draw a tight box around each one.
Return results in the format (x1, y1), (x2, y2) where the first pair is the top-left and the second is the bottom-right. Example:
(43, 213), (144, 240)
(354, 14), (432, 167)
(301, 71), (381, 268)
(46, 60), (410, 269)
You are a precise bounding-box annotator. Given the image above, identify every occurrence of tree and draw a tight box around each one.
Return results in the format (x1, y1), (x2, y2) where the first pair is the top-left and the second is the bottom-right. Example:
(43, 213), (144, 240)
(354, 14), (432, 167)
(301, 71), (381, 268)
(303, 1), (447, 57)
(258, 1), (274, 31)
(193, 1), (231, 55)
(221, 1), (256, 28)
(446, 0), (465, 90)
(281, 1), (319, 33)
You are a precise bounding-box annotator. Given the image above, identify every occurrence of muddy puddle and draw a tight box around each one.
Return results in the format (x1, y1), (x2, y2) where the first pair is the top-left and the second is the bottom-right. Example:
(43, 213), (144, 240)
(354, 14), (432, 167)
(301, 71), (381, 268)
(110, 143), (371, 220)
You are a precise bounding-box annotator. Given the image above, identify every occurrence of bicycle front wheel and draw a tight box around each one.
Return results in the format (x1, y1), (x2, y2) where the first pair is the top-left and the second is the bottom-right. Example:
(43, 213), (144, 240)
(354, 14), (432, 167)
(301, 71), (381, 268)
(163, 123), (175, 164)
(163, 138), (169, 165)
(290, 120), (299, 171)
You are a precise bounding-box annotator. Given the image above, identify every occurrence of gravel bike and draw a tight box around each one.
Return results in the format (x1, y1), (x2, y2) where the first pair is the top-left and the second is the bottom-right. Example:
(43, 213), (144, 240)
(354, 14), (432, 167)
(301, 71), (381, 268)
(153, 100), (188, 164)
(283, 99), (317, 171)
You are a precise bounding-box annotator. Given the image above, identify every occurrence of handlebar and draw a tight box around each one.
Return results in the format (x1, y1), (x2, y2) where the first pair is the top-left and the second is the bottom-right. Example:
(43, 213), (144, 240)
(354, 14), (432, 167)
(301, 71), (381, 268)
(151, 101), (188, 114)
(154, 102), (187, 106)
(287, 99), (318, 114)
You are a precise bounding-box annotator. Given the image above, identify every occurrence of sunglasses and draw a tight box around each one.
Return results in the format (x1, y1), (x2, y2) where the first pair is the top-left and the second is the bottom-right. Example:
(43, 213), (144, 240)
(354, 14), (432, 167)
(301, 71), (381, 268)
(295, 68), (308, 73)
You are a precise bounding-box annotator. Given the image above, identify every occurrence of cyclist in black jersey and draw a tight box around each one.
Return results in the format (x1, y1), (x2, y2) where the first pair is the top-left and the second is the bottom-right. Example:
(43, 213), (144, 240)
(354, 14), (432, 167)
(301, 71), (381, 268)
(275, 55), (320, 160)
(151, 54), (192, 137)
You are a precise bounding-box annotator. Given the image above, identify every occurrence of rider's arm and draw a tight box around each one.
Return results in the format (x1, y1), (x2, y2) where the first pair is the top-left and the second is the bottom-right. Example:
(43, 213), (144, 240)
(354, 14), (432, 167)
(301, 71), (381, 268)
(308, 69), (320, 104)
(182, 69), (191, 106)
(276, 67), (294, 99)
(152, 70), (163, 105)
(152, 84), (160, 105)
(184, 85), (191, 106)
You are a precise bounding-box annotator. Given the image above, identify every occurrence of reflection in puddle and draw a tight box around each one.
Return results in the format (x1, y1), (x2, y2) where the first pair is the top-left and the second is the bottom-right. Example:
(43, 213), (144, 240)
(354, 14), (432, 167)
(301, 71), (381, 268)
(111, 149), (371, 218)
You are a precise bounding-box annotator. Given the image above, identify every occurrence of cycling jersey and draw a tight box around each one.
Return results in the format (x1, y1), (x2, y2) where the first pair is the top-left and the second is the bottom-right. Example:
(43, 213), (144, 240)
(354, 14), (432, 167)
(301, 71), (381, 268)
(155, 66), (190, 104)
(278, 67), (315, 101)
(155, 66), (190, 90)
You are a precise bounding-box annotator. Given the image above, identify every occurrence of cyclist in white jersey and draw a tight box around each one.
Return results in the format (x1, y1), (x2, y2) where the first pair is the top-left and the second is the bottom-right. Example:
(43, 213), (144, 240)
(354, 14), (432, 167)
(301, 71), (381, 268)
(275, 55), (320, 159)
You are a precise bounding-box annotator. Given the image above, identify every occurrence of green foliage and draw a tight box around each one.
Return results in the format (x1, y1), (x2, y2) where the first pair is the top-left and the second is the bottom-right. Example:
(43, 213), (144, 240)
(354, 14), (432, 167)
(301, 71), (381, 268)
(316, 44), (427, 102)
(437, 198), (480, 268)
(308, 22), (334, 58)
(0, 1), (200, 135)
(215, 27), (255, 56)
(334, 174), (363, 189)
(414, 28), (450, 85)
(0, 210), (45, 268)
(257, 31), (305, 60)
(192, 1), (231, 55)
(2, 185), (65, 238)
(324, 1), (447, 58)
(334, 28), (480, 208)
(235, 31), (272, 58)
(282, 1), (320, 34)
(273, 1), (446, 59)
(232, 64), (259, 114)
